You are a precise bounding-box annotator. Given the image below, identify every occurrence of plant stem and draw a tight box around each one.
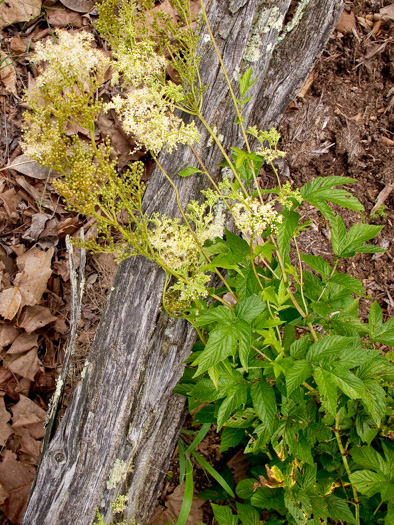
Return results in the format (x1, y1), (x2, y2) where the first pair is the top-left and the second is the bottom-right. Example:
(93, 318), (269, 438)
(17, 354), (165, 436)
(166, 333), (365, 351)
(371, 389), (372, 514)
(335, 413), (360, 525)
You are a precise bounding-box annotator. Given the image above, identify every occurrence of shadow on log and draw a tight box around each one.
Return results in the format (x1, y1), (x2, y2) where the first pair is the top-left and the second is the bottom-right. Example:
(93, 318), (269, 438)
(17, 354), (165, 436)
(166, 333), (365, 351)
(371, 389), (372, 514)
(22, 1), (344, 524)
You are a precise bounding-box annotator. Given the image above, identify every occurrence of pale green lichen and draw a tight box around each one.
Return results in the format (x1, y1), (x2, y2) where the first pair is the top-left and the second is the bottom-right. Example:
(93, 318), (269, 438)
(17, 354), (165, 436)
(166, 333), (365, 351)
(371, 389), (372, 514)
(244, 4), (285, 63)
(278, 0), (311, 42)
(107, 459), (128, 490)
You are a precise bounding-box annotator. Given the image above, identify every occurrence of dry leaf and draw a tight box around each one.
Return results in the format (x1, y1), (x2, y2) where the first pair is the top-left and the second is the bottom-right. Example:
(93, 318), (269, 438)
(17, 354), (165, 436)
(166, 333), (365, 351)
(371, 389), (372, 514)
(14, 247), (54, 307)
(59, 0), (96, 13)
(0, 188), (21, 218)
(0, 450), (36, 524)
(0, 483), (8, 506)
(46, 8), (84, 27)
(0, 0), (42, 30)
(0, 52), (16, 94)
(378, 5), (394, 23)
(336, 11), (357, 33)
(381, 135), (394, 147)
(14, 427), (41, 461)
(0, 288), (22, 321)
(7, 333), (38, 356)
(11, 395), (46, 439)
(150, 483), (204, 525)
(0, 397), (13, 447)
(8, 154), (57, 180)
(3, 347), (40, 382)
(18, 305), (57, 334)
(22, 213), (51, 242)
(0, 324), (20, 349)
(10, 36), (27, 55)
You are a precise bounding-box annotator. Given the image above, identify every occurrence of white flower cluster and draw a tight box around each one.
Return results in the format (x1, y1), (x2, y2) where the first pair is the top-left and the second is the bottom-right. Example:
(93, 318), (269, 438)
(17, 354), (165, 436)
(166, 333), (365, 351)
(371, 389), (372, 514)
(111, 41), (167, 86)
(108, 87), (199, 154)
(278, 181), (303, 209)
(33, 30), (109, 82)
(232, 197), (281, 237)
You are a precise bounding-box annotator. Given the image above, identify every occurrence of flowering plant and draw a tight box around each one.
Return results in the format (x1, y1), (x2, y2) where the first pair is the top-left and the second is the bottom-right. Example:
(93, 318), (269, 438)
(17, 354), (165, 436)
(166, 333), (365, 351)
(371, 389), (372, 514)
(22, 2), (394, 525)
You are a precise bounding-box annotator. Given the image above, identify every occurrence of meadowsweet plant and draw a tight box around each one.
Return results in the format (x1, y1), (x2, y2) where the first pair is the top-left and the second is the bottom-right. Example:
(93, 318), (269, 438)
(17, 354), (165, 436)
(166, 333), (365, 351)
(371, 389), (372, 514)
(22, 2), (394, 525)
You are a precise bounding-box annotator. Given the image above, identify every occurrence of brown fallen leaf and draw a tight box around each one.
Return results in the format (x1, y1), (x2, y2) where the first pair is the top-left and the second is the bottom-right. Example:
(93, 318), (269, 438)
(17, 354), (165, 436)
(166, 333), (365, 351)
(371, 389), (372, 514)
(22, 213), (51, 242)
(59, 0), (96, 13)
(0, 188), (21, 218)
(11, 395), (46, 440)
(0, 450), (36, 524)
(381, 135), (394, 147)
(0, 397), (13, 447)
(0, 287), (22, 321)
(0, 483), (8, 506)
(3, 347), (40, 382)
(0, 52), (16, 94)
(46, 8), (84, 28)
(7, 154), (57, 180)
(0, 0), (42, 30)
(10, 36), (27, 55)
(13, 427), (41, 461)
(0, 324), (20, 349)
(14, 247), (54, 307)
(376, 5), (394, 23)
(18, 305), (57, 333)
(150, 483), (204, 525)
(7, 333), (38, 355)
(336, 10), (357, 33)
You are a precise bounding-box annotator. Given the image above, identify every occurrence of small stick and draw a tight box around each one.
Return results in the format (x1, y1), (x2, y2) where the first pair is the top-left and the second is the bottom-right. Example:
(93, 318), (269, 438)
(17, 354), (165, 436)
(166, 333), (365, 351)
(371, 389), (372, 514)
(371, 183), (394, 215)
(42, 232), (86, 453)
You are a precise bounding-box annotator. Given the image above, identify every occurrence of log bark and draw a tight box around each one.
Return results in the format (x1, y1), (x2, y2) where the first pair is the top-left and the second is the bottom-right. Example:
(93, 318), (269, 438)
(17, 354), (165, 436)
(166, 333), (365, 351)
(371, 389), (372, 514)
(22, 1), (344, 524)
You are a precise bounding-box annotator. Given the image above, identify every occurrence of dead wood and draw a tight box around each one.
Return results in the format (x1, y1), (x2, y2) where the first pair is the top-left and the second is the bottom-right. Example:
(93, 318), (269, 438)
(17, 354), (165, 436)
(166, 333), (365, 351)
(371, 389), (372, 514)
(21, 2), (344, 524)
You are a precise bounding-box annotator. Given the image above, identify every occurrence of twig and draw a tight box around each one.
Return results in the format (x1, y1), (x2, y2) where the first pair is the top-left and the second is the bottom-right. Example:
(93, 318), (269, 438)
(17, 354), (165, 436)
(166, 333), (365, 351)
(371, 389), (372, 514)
(42, 232), (86, 453)
(371, 183), (394, 215)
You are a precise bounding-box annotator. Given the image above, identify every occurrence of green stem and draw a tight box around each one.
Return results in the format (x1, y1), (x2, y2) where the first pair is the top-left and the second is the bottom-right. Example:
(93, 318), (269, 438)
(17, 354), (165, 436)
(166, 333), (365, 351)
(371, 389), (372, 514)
(335, 413), (360, 525)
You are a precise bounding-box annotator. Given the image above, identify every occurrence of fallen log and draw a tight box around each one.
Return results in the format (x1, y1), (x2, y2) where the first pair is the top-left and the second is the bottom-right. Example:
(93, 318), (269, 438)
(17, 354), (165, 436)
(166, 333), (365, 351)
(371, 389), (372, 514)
(22, 1), (344, 524)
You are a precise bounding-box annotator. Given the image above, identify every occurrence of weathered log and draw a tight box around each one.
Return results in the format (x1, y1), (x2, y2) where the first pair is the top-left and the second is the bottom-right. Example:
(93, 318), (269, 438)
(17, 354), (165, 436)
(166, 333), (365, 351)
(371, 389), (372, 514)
(22, 2), (344, 524)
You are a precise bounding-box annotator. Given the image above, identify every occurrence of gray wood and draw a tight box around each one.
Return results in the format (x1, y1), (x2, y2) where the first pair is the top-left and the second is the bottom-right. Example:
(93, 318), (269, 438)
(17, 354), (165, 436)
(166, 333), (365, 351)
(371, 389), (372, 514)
(22, 1), (344, 524)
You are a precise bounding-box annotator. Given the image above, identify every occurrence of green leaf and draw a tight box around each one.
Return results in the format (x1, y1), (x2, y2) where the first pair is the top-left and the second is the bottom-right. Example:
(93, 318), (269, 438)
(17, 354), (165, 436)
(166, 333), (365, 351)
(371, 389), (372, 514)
(300, 176), (363, 221)
(217, 384), (248, 430)
(220, 427), (245, 453)
(362, 378), (386, 426)
(369, 302), (394, 345)
(290, 335), (311, 359)
(329, 367), (365, 399)
(237, 319), (252, 371)
(192, 451), (235, 497)
(211, 503), (238, 525)
(236, 478), (255, 500)
(185, 424), (211, 453)
(235, 295), (266, 323)
(276, 211), (299, 259)
(285, 360), (313, 396)
(331, 215), (348, 256)
(193, 305), (234, 326)
(314, 367), (337, 417)
(238, 66), (257, 97)
(250, 380), (276, 433)
(330, 273), (365, 295)
(325, 495), (356, 524)
(306, 336), (355, 364)
(350, 446), (385, 473)
(178, 166), (203, 177)
(193, 326), (237, 376)
(176, 458), (193, 525)
(331, 217), (384, 257)
(236, 502), (259, 525)
(225, 228), (250, 259)
(349, 470), (391, 499)
(301, 254), (332, 279)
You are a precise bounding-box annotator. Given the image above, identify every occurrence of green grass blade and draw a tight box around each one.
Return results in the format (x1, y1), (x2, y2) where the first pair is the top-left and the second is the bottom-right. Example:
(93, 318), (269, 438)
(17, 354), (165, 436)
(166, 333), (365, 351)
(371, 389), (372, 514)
(191, 450), (235, 497)
(185, 423), (211, 453)
(176, 458), (194, 525)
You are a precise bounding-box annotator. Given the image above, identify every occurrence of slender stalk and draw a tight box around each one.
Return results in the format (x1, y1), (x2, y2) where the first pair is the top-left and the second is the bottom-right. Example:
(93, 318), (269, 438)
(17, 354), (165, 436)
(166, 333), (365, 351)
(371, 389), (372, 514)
(335, 413), (360, 525)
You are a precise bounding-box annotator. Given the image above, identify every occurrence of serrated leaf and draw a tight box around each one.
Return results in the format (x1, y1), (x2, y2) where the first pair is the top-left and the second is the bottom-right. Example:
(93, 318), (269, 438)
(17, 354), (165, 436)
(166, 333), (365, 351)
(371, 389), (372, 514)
(193, 326), (237, 375)
(237, 319), (252, 371)
(193, 305), (235, 326)
(349, 470), (391, 499)
(329, 367), (365, 399)
(290, 335), (311, 359)
(301, 254), (332, 279)
(314, 367), (337, 417)
(225, 228), (250, 259)
(220, 427), (245, 453)
(285, 360), (313, 396)
(362, 378), (386, 426)
(350, 446), (385, 473)
(325, 495), (356, 524)
(235, 295), (266, 323)
(236, 502), (259, 525)
(211, 503), (238, 525)
(178, 166), (203, 177)
(306, 336), (355, 364)
(276, 211), (299, 259)
(217, 384), (248, 430)
(250, 380), (276, 433)
(330, 273), (365, 295)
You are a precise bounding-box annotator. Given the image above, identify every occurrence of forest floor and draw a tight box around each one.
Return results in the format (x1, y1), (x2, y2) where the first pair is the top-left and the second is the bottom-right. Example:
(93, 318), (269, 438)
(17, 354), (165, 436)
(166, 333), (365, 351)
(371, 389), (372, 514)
(0, 1), (392, 524)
